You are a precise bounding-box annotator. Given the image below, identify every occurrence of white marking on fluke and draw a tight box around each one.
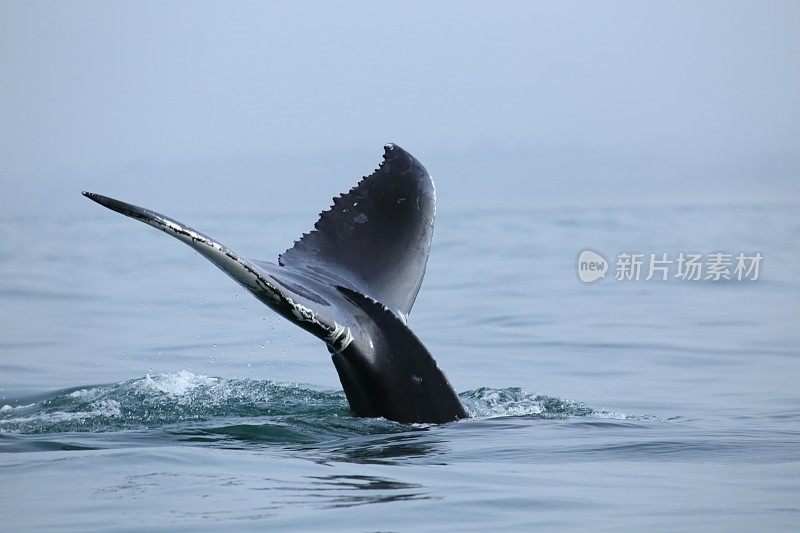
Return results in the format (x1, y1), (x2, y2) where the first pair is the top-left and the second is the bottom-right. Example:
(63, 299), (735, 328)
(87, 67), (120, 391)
(326, 321), (354, 353)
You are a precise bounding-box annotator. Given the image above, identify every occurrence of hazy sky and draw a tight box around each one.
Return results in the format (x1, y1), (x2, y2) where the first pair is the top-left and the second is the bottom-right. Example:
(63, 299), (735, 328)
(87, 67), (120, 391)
(1, 1), (798, 215)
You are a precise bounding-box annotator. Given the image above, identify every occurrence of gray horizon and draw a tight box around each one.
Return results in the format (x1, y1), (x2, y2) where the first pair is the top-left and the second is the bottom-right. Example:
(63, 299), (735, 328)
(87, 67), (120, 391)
(1, 1), (798, 217)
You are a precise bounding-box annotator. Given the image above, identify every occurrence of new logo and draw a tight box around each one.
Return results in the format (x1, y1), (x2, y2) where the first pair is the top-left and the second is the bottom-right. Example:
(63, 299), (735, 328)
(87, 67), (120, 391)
(577, 250), (608, 283)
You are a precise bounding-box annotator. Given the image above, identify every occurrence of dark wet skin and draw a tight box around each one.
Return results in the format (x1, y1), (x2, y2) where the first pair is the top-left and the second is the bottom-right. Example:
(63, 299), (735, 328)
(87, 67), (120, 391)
(84, 144), (467, 424)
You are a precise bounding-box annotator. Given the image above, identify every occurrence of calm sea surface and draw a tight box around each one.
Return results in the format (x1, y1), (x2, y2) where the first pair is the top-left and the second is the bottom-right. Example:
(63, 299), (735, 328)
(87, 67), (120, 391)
(1, 203), (798, 530)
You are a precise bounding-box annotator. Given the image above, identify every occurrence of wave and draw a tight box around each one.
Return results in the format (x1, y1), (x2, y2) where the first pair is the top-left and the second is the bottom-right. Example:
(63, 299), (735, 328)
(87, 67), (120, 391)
(0, 371), (642, 438)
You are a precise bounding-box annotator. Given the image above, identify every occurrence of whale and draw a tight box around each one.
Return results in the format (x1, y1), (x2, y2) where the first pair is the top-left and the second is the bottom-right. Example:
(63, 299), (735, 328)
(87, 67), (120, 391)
(83, 144), (467, 424)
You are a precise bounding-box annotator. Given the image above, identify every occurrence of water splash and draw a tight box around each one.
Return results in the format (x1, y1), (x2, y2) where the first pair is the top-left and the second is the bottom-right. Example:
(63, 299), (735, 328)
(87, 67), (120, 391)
(460, 387), (594, 418)
(0, 371), (348, 435)
(0, 372), (639, 437)
(460, 387), (637, 420)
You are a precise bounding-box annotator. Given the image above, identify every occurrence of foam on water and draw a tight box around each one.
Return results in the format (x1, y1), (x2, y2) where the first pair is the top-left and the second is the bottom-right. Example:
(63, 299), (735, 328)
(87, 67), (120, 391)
(0, 371), (642, 438)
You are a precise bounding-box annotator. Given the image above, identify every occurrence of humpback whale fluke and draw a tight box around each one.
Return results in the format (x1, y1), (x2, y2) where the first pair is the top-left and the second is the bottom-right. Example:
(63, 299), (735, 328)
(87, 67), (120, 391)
(83, 144), (467, 424)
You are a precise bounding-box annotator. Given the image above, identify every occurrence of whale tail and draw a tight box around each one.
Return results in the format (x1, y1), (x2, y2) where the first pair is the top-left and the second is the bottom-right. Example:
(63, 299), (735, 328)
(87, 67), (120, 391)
(83, 144), (466, 423)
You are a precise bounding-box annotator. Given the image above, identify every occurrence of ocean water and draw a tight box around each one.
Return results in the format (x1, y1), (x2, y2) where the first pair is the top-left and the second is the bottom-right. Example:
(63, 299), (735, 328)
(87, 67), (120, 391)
(1, 202), (798, 530)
